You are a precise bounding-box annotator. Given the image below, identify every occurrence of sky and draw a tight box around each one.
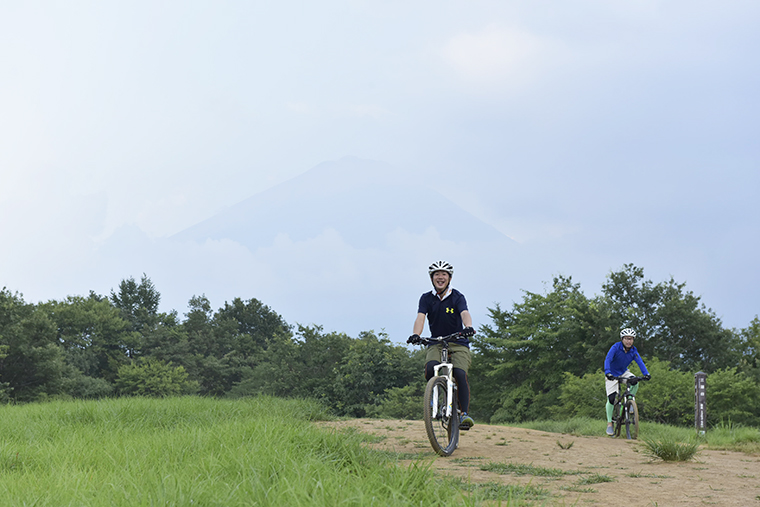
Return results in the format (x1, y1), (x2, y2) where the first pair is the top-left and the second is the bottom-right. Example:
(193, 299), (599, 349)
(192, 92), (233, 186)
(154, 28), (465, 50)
(1, 1), (758, 342)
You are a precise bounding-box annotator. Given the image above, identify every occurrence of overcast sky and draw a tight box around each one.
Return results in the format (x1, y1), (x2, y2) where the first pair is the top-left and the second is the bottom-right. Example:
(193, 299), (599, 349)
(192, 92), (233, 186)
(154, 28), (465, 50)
(1, 1), (758, 341)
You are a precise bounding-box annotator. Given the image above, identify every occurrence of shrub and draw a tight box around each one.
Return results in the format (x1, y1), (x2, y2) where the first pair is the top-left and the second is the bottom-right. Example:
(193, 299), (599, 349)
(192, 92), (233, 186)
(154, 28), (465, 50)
(704, 367), (760, 426)
(365, 381), (425, 419)
(115, 358), (199, 397)
(628, 357), (692, 426)
(62, 373), (114, 399)
(555, 370), (606, 419)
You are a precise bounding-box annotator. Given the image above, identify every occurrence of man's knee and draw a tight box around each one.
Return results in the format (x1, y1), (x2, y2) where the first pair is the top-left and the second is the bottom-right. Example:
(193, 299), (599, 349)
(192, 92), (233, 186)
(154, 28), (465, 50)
(608, 393), (616, 405)
(424, 361), (440, 380)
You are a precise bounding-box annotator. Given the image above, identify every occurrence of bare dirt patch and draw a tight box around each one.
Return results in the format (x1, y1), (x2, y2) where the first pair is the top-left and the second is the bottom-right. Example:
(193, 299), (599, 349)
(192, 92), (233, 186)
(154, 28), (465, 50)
(320, 418), (760, 506)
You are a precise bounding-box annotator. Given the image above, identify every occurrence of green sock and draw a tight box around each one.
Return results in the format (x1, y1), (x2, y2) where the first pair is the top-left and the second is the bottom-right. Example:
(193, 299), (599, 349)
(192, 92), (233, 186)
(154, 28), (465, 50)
(630, 382), (639, 397)
(606, 400), (614, 423)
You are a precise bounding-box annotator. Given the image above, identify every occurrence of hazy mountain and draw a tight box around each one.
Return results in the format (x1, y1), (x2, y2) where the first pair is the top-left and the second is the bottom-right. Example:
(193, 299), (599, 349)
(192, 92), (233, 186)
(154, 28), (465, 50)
(172, 157), (516, 250)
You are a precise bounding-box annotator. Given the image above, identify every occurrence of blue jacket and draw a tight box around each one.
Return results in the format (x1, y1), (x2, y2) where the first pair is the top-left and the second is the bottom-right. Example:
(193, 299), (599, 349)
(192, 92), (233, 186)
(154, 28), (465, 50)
(604, 341), (649, 377)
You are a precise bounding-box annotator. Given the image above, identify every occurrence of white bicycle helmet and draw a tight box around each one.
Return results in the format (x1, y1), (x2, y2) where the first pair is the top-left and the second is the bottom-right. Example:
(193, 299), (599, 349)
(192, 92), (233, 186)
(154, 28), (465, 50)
(428, 260), (454, 279)
(620, 328), (636, 339)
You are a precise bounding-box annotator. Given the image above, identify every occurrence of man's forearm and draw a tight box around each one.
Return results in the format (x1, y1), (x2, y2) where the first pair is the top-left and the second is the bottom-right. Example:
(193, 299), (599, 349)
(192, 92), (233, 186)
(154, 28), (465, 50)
(413, 313), (426, 335)
(461, 310), (473, 328)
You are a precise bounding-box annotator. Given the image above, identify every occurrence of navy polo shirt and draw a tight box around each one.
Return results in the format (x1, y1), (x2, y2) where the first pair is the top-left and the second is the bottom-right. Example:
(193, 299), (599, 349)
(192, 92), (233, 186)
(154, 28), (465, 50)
(417, 288), (470, 347)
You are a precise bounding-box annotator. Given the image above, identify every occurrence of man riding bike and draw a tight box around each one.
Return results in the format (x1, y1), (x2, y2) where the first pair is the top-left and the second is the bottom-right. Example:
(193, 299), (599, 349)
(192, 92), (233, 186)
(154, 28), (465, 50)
(604, 328), (651, 435)
(408, 260), (476, 430)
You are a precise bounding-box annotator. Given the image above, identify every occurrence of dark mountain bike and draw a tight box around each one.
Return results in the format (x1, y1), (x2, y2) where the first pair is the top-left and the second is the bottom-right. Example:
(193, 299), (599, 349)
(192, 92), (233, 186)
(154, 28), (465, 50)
(611, 375), (649, 440)
(417, 332), (466, 457)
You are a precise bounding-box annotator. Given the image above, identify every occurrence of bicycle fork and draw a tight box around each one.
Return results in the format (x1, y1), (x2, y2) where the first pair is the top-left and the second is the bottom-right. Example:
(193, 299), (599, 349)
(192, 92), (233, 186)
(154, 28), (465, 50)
(431, 363), (455, 419)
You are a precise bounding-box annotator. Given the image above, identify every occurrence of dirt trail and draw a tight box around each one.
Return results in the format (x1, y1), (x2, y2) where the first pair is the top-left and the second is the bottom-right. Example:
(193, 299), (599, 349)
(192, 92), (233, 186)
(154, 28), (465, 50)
(321, 418), (760, 506)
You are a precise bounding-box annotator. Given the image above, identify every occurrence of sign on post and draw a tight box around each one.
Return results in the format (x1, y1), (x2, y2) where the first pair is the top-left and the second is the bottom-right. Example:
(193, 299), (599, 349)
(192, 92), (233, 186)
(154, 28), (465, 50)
(695, 372), (707, 435)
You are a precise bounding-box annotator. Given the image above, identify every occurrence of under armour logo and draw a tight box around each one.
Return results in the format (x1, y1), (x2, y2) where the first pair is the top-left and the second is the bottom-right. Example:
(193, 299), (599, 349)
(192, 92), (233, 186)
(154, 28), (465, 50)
(446, 308), (454, 314)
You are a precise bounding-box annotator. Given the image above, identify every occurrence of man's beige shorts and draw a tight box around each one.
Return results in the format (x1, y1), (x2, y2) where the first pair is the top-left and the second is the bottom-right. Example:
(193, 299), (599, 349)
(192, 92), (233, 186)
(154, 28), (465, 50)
(425, 343), (472, 373)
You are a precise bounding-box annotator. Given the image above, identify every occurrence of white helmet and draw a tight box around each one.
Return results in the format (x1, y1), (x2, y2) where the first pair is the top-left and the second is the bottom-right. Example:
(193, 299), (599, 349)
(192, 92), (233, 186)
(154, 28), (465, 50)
(620, 328), (636, 339)
(428, 260), (454, 279)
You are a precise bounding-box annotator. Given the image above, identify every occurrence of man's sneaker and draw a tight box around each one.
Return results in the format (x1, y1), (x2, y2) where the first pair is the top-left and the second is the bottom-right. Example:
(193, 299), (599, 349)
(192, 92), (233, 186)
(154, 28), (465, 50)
(606, 425), (614, 435)
(460, 413), (474, 431)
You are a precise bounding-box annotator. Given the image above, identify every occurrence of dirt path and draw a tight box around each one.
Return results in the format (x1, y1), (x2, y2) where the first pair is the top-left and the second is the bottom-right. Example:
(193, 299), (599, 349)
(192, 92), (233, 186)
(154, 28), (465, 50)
(321, 418), (760, 506)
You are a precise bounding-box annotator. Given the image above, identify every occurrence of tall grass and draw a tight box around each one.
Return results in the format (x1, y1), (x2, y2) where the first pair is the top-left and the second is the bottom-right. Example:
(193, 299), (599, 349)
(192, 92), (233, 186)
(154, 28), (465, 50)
(0, 397), (542, 506)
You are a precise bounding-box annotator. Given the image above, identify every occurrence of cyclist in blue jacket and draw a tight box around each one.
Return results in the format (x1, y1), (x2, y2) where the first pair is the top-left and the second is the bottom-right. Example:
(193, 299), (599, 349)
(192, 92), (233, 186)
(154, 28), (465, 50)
(604, 328), (651, 435)
(407, 260), (476, 430)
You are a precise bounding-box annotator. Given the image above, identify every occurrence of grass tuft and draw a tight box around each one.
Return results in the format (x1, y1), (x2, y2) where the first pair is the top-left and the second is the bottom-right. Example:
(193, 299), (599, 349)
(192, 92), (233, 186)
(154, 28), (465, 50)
(576, 473), (615, 485)
(481, 461), (583, 477)
(641, 437), (701, 462)
(454, 479), (550, 503)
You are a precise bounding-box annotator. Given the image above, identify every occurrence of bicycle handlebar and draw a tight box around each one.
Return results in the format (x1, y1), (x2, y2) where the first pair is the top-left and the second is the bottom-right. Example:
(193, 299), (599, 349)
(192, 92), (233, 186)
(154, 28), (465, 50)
(411, 330), (473, 346)
(613, 375), (649, 386)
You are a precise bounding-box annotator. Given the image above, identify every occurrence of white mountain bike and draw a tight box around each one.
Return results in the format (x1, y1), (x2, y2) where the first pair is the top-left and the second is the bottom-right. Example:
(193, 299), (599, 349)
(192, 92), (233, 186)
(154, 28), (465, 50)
(416, 332), (467, 457)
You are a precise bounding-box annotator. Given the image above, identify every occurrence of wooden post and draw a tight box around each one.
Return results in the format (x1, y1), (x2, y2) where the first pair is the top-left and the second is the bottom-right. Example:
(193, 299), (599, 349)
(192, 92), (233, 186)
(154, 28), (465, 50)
(694, 372), (707, 435)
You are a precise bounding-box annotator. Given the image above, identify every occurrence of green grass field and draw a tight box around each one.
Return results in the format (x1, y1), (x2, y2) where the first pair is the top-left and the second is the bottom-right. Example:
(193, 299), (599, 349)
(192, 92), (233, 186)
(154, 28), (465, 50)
(0, 396), (544, 506)
(2, 397), (757, 506)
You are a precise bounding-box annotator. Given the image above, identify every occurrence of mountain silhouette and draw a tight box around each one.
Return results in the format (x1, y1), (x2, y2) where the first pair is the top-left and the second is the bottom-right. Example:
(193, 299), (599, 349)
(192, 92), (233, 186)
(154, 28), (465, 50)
(172, 157), (516, 250)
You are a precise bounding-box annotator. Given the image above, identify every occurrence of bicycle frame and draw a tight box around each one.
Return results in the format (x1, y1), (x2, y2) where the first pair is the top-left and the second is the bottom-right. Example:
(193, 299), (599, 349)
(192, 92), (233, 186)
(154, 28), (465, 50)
(611, 375), (648, 439)
(614, 375), (645, 404)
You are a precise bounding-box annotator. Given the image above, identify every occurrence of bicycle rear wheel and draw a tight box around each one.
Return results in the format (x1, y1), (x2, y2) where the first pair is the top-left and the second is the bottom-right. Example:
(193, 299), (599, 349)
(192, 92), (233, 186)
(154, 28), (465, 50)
(625, 399), (640, 440)
(423, 376), (459, 456)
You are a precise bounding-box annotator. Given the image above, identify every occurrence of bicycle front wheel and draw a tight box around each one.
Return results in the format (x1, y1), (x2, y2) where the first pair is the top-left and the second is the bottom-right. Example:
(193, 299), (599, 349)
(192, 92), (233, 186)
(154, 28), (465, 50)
(612, 400), (623, 438)
(423, 376), (459, 456)
(625, 399), (640, 440)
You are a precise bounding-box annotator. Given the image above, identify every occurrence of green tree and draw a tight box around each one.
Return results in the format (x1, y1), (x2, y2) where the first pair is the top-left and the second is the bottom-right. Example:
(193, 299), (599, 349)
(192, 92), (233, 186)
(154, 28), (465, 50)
(184, 296), (293, 396)
(0, 289), (68, 401)
(182, 295), (224, 395)
(213, 297), (292, 356)
(110, 274), (162, 357)
(471, 276), (602, 422)
(229, 327), (419, 418)
(289, 325), (353, 402)
(331, 331), (418, 417)
(601, 264), (741, 372)
(228, 333), (300, 398)
(0, 343), (10, 402)
(42, 293), (131, 383)
(141, 311), (194, 377)
(739, 316), (760, 383)
(230, 325), (353, 403)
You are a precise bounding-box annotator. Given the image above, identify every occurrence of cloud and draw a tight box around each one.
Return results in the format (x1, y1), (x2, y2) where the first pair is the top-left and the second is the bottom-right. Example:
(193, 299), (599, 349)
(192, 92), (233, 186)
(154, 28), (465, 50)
(441, 24), (570, 92)
(286, 102), (316, 114)
(349, 104), (393, 120)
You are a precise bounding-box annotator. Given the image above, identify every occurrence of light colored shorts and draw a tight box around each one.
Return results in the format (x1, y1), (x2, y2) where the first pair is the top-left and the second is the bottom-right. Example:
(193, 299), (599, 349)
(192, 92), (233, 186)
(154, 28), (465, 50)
(605, 370), (634, 396)
(425, 343), (472, 373)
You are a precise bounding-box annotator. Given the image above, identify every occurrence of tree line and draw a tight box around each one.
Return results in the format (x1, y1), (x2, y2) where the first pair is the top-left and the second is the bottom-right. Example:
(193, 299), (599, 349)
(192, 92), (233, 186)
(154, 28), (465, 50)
(1, 265), (758, 427)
